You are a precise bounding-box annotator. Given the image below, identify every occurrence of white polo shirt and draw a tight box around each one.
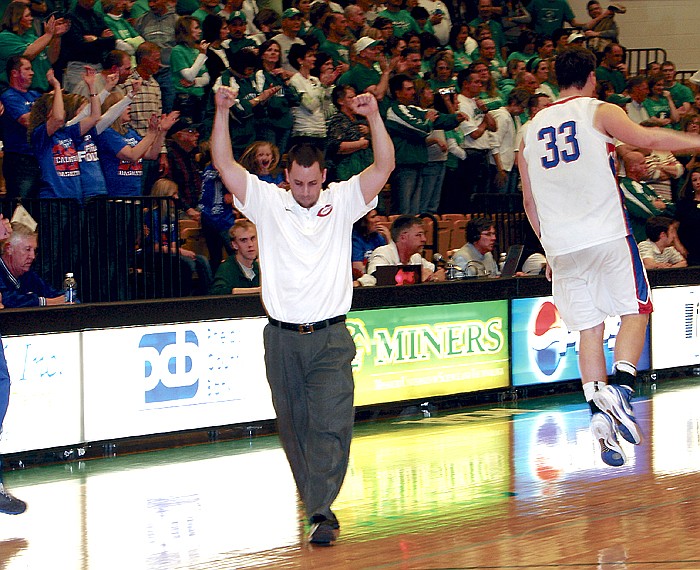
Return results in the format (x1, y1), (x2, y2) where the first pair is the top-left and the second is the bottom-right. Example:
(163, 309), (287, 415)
(234, 172), (376, 323)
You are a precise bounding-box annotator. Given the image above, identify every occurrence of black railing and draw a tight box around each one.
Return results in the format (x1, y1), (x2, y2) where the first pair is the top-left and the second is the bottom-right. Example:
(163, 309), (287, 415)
(0, 197), (189, 303)
(626, 48), (667, 76)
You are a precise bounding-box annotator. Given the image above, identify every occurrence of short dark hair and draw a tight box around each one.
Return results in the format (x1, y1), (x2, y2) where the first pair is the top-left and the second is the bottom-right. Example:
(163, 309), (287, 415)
(528, 92), (549, 112)
(602, 42), (622, 56)
(230, 47), (258, 74)
(626, 74), (648, 92)
(287, 143), (326, 171)
(457, 65), (483, 91)
(288, 42), (310, 70)
(135, 41), (160, 65)
(103, 49), (129, 69)
(645, 216), (675, 242)
(202, 13), (224, 43)
(5, 54), (28, 78)
(466, 216), (495, 243)
(507, 88), (530, 107)
(410, 6), (429, 20)
(390, 215), (423, 243)
(331, 83), (354, 108)
(389, 73), (413, 98)
(555, 47), (597, 90)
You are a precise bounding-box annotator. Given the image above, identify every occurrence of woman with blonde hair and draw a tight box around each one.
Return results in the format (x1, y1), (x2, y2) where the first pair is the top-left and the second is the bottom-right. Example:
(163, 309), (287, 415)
(28, 68), (101, 200)
(145, 177), (214, 295)
(97, 91), (179, 196)
(239, 140), (284, 185)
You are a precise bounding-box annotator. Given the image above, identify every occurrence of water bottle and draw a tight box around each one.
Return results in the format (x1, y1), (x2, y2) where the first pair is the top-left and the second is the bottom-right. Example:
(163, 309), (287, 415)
(63, 273), (77, 304)
(499, 252), (507, 271)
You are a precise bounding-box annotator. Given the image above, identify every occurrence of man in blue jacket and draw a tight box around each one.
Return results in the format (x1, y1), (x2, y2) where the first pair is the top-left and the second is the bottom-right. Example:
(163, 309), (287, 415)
(0, 224), (67, 308)
(0, 216), (27, 514)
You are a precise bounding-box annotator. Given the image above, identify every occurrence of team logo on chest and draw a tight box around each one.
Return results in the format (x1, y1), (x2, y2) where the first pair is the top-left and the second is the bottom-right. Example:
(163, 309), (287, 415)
(317, 204), (333, 217)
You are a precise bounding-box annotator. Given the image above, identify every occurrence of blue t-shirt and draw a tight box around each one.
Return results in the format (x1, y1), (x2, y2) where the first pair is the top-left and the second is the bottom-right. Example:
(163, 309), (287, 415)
(77, 128), (107, 199)
(144, 208), (177, 248)
(97, 127), (144, 197)
(351, 230), (387, 264)
(32, 122), (83, 200)
(257, 172), (285, 185)
(199, 165), (235, 233)
(0, 88), (40, 154)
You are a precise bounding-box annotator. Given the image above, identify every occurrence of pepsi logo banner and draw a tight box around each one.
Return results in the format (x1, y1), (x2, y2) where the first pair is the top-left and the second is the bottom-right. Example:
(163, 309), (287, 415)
(511, 297), (650, 387)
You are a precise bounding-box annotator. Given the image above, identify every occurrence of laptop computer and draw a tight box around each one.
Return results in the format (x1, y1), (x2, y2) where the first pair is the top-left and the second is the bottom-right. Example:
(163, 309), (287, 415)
(500, 244), (525, 277)
(374, 264), (422, 286)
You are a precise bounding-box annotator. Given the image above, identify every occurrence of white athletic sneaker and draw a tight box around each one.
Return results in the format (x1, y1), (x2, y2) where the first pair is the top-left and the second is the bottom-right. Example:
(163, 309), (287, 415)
(590, 412), (626, 467)
(592, 384), (643, 445)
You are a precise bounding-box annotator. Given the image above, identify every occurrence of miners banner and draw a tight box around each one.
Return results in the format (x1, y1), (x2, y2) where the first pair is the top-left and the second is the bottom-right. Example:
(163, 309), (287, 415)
(347, 301), (510, 406)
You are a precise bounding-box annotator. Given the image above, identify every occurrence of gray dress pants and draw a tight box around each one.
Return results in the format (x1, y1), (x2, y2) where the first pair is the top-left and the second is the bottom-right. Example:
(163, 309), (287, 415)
(263, 321), (356, 524)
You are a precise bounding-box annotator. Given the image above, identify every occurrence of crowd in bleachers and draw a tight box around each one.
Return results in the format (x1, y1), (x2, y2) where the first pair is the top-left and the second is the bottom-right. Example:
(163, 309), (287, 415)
(0, 0), (698, 299)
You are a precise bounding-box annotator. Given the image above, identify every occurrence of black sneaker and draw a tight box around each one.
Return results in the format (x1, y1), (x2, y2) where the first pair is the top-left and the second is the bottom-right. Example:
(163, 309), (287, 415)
(0, 485), (26, 515)
(308, 518), (338, 546)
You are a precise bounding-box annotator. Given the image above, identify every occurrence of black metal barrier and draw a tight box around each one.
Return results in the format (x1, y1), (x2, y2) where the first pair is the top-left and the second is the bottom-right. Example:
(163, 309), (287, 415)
(0, 197), (189, 302)
(626, 47), (667, 76)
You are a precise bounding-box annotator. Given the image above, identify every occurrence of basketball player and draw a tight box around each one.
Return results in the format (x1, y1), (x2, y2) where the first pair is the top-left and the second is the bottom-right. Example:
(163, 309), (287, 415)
(518, 47), (700, 466)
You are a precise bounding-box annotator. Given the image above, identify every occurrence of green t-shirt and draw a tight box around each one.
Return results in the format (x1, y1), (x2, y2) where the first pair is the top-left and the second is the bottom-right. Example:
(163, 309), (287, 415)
(338, 63), (381, 94)
(669, 82), (694, 109)
(595, 65), (626, 94)
(642, 96), (674, 127)
(525, 0), (575, 37)
(191, 6), (221, 22)
(320, 40), (350, 65)
(450, 48), (472, 72)
(170, 44), (208, 96)
(376, 9), (421, 37)
(177, 0), (199, 14)
(0, 30), (50, 92)
(479, 90), (504, 111)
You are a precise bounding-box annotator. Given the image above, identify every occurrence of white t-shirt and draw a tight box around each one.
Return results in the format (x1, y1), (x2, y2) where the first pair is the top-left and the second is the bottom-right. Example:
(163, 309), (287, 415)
(358, 241), (435, 286)
(458, 94), (491, 151)
(522, 96), (628, 256)
(488, 106), (519, 171)
(234, 172), (375, 322)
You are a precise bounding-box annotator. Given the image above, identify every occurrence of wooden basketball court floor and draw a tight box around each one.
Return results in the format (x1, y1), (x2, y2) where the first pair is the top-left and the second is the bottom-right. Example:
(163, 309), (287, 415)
(1, 376), (699, 570)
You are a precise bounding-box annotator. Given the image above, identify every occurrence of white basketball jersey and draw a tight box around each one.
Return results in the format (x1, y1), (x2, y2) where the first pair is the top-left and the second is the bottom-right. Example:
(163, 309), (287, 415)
(522, 96), (629, 256)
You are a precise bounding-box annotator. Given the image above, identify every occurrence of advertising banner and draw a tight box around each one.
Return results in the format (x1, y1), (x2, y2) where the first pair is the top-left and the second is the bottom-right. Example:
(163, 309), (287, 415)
(511, 297), (650, 387)
(650, 286), (700, 369)
(653, 384), (700, 476)
(82, 318), (274, 441)
(0, 333), (82, 454)
(348, 301), (510, 407)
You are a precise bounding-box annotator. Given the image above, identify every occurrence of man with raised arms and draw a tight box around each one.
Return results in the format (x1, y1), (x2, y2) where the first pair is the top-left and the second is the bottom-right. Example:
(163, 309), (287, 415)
(211, 85), (394, 545)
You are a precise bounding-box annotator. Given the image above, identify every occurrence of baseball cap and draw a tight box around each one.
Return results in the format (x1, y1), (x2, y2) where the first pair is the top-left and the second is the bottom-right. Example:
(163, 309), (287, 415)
(354, 37), (382, 53)
(168, 116), (199, 137)
(228, 10), (246, 22)
(281, 8), (302, 19)
(567, 31), (586, 44)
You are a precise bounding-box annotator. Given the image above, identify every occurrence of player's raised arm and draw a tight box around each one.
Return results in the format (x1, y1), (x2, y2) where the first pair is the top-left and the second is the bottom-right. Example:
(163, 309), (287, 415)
(211, 86), (250, 204)
(354, 93), (395, 205)
(596, 101), (700, 152)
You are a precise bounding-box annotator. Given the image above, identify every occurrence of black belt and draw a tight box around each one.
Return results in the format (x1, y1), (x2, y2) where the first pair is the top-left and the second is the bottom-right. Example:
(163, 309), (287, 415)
(268, 315), (346, 334)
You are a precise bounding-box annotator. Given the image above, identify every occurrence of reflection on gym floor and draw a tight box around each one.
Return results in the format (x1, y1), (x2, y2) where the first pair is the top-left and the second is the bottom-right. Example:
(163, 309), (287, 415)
(1, 377), (700, 569)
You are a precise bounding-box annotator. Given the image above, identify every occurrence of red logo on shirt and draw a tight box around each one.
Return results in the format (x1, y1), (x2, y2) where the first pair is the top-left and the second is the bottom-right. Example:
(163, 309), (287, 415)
(317, 204), (333, 217)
